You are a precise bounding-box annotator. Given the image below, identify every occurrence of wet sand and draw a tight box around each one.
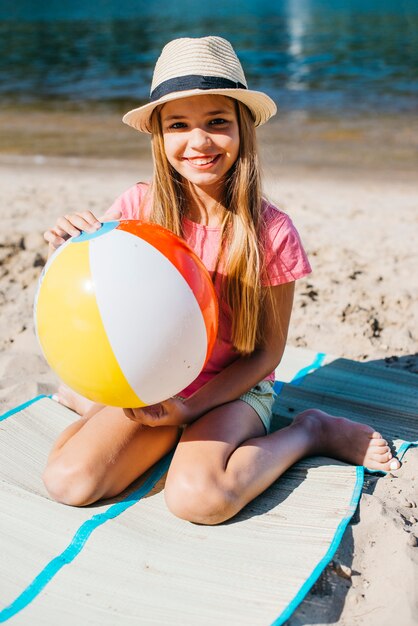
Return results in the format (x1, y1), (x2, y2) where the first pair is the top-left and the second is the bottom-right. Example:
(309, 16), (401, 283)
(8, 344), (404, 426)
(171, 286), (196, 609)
(0, 107), (417, 625)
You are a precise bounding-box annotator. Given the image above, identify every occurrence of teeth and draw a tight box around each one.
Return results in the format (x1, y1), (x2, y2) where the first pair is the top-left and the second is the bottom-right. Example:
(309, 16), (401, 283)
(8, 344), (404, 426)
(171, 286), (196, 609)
(189, 156), (217, 165)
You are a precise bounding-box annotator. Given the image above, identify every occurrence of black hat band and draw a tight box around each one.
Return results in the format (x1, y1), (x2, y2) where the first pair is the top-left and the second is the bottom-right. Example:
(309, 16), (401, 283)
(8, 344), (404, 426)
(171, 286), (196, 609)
(150, 75), (247, 102)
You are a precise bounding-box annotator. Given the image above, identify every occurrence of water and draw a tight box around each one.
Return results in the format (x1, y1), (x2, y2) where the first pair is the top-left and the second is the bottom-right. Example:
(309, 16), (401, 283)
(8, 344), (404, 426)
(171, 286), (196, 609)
(0, 0), (417, 115)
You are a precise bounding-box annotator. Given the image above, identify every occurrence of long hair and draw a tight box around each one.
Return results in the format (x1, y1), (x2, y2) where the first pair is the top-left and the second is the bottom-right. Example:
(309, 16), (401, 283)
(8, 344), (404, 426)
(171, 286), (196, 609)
(149, 98), (267, 354)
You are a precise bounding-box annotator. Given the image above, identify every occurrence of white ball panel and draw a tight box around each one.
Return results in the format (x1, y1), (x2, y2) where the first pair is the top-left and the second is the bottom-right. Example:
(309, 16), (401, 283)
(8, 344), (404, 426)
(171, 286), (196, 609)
(89, 228), (208, 405)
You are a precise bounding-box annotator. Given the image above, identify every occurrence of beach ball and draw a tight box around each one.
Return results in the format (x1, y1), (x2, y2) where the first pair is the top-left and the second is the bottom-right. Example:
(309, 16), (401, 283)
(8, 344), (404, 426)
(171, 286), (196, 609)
(34, 220), (218, 407)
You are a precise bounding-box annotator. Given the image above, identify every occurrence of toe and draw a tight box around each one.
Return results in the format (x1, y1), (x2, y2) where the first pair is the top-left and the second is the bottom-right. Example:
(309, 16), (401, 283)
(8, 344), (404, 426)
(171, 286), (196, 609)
(369, 438), (388, 448)
(370, 431), (383, 440)
(365, 455), (401, 472)
(388, 458), (401, 471)
(371, 444), (390, 455)
(370, 450), (392, 463)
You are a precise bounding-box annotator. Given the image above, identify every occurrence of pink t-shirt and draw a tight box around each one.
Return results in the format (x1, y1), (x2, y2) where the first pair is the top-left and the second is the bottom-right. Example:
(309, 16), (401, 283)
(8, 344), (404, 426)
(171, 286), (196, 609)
(106, 183), (311, 396)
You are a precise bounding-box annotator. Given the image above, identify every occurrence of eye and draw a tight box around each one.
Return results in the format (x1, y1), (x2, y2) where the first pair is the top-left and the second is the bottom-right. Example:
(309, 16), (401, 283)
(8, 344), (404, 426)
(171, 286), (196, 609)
(169, 122), (187, 130)
(209, 118), (228, 126)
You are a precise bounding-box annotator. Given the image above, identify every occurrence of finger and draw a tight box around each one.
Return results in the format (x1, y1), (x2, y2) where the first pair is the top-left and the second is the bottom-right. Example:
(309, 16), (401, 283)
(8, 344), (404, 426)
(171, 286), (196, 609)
(43, 229), (66, 249)
(76, 211), (102, 229)
(54, 216), (82, 238)
(143, 403), (166, 419)
(139, 415), (163, 428)
(68, 212), (101, 232)
(123, 408), (148, 426)
(98, 209), (122, 222)
(56, 214), (100, 237)
(123, 408), (136, 420)
(125, 406), (164, 426)
(54, 225), (69, 238)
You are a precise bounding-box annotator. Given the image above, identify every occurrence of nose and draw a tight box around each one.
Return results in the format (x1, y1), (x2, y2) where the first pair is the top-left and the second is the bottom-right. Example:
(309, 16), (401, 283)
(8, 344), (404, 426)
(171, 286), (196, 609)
(188, 127), (212, 151)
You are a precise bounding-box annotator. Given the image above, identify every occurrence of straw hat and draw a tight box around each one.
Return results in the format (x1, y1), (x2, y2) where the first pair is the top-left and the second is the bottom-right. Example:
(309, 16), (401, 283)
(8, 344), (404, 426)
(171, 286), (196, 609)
(123, 36), (277, 133)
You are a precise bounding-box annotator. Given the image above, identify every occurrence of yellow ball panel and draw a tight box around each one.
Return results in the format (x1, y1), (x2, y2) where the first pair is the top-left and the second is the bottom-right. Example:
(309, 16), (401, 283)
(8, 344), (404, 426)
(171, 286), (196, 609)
(36, 241), (145, 408)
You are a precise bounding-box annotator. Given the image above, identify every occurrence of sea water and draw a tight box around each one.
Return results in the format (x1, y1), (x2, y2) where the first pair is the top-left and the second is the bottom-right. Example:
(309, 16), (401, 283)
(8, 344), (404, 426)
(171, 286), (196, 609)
(0, 0), (417, 114)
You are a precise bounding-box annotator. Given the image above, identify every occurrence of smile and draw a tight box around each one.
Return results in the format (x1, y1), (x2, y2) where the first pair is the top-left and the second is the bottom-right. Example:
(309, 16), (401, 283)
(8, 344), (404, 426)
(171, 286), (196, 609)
(183, 155), (221, 168)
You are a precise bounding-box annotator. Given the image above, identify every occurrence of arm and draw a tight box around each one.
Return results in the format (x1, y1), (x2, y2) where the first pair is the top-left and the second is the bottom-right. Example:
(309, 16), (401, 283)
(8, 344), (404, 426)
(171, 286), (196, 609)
(125, 281), (295, 426)
(184, 280), (295, 419)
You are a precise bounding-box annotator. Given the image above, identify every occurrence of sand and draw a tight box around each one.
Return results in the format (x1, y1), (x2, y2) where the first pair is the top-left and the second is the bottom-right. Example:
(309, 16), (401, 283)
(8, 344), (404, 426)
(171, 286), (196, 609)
(0, 109), (417, 624)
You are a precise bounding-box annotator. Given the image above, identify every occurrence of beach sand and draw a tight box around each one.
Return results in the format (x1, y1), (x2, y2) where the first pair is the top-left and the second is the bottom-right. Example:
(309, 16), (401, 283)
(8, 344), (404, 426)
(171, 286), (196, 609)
(0, 108), (417, 624)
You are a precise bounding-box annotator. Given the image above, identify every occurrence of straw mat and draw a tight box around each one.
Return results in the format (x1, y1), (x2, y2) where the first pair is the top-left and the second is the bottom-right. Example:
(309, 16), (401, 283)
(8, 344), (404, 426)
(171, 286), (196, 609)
(272, 353), (418, 442)
(0, 347), (416, 625)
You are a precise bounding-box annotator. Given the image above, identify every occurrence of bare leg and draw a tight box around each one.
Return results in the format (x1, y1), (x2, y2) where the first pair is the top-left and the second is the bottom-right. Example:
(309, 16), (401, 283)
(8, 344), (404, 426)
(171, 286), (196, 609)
(43, 404), (180, 507)
(165, 404), (400, 525)
(53, 382), (101, 419)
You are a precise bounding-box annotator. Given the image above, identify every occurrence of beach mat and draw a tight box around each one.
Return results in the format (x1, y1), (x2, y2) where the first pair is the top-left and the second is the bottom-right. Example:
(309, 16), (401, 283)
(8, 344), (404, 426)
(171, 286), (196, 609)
(0, 347), (417, 625)
(272, 348), (418, 442)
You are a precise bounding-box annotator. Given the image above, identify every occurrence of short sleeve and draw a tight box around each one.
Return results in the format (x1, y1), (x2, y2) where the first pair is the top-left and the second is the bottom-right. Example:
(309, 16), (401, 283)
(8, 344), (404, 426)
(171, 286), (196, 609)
(262, 204), (312, 287)
(103, 182), (151, 221)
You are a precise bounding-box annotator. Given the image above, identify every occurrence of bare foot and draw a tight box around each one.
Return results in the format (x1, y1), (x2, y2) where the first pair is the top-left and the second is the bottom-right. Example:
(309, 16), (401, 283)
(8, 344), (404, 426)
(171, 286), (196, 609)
(294, 409), (401, 472)
(53, 383), (99, 417)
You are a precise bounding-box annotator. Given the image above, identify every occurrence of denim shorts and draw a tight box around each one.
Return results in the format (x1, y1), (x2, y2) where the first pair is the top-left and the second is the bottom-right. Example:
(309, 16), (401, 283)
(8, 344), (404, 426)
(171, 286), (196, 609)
(239, 380), (276, 434)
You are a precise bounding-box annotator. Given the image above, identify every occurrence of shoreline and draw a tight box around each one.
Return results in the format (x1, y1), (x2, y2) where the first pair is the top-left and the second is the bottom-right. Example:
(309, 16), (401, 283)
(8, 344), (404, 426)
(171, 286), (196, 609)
(1, 106), (417, 174)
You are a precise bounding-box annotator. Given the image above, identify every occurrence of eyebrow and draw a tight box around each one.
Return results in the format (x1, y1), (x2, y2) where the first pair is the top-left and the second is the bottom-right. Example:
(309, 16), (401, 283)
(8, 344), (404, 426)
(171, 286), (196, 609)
(163, 109), (232, 121)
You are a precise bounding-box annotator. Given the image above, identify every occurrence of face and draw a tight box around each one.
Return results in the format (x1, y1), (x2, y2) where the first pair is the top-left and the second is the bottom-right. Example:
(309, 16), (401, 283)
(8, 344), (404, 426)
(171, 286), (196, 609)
(160, 94), (240, 197)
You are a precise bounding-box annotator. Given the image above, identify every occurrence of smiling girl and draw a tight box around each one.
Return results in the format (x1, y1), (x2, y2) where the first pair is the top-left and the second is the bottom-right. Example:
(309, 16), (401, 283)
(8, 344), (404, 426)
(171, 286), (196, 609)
(43, 37), (399, 522)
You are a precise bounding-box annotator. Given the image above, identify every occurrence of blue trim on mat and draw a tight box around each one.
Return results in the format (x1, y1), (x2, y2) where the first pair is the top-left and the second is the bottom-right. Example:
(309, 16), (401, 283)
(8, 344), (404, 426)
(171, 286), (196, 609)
(0, 395), (50, 422)
(397, 440), (418, 460)
(273, 352), (326, 394)
(270, 465), (365, 626)
(0, 452), (172, 622)
(0, 395), (173, 622)
(291, 352), (327, 385)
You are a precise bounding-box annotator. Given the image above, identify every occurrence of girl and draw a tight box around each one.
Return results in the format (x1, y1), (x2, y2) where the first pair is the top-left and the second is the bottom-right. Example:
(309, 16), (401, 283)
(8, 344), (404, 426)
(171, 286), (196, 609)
(43, 37), (399, 523)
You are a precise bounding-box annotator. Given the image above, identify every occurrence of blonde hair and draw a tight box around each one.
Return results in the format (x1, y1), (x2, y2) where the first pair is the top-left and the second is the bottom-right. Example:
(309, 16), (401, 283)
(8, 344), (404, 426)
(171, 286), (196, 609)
(149, 99), (267, 354)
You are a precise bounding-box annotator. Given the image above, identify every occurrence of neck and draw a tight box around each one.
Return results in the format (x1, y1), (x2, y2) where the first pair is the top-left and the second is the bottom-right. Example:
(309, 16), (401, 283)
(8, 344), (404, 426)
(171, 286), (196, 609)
(185, 183), (226, 227)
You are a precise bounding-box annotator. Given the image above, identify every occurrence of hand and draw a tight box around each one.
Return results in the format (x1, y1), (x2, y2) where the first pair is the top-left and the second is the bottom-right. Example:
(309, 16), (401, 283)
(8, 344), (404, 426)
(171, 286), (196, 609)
(44, 208), (122, 252)
(123, 397), (192, 428)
